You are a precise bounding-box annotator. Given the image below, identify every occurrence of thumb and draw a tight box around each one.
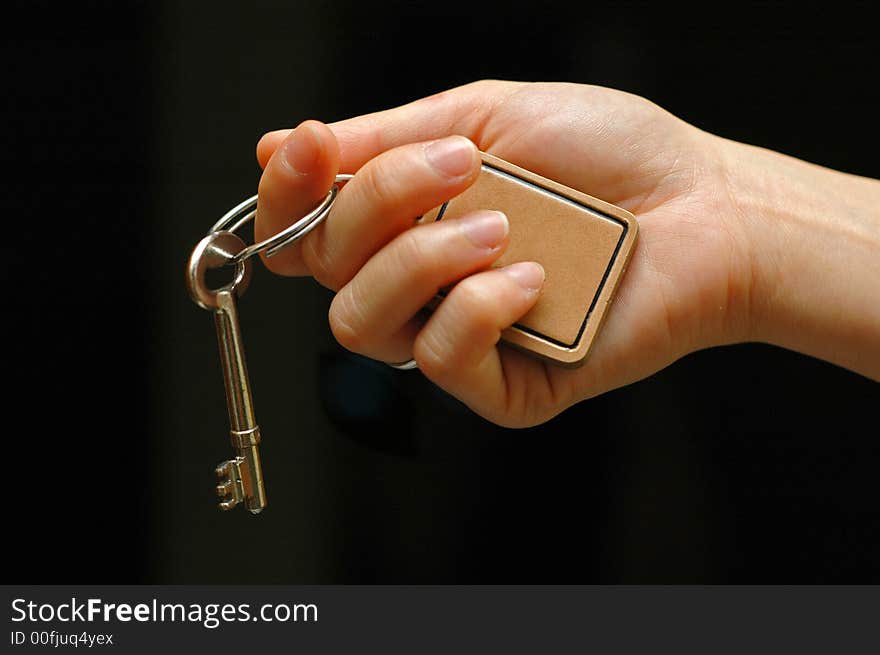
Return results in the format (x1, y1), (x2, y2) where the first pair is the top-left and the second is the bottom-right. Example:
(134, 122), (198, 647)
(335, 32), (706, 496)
(255, 120), (340, 276)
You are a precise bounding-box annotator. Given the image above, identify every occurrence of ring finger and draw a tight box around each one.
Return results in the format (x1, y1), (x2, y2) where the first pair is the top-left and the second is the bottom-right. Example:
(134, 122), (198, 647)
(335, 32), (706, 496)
(328, 210), (511, 364)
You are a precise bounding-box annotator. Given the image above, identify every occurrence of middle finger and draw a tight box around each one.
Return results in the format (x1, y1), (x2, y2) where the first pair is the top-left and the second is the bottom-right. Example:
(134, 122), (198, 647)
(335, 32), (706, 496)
(328, 209), (510, 364)
(300, 135), (481, 290)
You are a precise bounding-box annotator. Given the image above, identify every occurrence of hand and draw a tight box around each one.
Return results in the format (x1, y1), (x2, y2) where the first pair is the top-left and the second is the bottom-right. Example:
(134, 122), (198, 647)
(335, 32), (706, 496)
(254, 80), (880, 427)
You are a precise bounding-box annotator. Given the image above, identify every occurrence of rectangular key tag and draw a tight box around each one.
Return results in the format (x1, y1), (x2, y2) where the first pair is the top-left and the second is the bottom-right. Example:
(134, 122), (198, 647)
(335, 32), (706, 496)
(422, 152), (638, 368)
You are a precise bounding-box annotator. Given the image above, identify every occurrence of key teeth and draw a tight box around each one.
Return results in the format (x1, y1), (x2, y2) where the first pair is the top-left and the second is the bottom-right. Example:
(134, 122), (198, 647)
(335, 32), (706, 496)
(214, 459), (245, 510)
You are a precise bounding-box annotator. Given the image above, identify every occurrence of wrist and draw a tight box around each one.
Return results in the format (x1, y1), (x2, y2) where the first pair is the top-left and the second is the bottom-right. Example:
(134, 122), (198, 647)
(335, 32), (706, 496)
(719, 137), (880, 379)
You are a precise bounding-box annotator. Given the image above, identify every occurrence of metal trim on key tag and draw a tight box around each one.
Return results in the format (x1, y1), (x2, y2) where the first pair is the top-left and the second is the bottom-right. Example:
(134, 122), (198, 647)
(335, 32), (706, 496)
(187, 174), (350, 514)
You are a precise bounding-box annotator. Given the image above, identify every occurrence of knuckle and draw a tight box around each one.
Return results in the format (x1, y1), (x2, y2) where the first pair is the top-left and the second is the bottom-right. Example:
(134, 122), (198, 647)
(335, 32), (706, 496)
(448, 278), (500, 332)
(413, 278), (501, 378)
(470, 78), (502, 91)
(359, 159), (402, 209)
(413, 329), (454, 378)
(301, 231), (343, 290)
(328, 290), (365, 353)
(390, 228), (438, 286)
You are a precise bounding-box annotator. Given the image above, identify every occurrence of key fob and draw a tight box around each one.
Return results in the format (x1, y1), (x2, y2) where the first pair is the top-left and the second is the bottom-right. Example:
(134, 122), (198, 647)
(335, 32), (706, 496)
(422, 152), (638, 368)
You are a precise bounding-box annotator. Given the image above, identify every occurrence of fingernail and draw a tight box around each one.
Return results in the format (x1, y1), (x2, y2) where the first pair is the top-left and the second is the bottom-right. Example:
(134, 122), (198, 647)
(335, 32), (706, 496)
(460, 210), (509, 248)
(425, 136), (475, 178)
(281, 122), (321, 175)
(503, 262), (545, 292)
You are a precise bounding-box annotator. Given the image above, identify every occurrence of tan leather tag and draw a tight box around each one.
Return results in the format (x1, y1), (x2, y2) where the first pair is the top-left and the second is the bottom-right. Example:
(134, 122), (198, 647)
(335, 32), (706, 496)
(422, 152), (638, 367)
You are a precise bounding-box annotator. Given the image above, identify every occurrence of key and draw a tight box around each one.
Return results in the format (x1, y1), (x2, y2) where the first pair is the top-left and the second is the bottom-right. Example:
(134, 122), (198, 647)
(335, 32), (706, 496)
(186, 231), (267, 514)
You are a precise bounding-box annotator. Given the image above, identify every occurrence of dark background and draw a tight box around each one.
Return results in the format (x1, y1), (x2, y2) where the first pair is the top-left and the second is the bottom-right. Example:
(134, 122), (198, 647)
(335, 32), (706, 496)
(6, 1), (878, 583)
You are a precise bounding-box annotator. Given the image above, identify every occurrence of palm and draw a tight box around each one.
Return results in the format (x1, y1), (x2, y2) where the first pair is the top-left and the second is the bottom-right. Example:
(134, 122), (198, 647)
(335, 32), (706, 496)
(450, 83), (747, 425)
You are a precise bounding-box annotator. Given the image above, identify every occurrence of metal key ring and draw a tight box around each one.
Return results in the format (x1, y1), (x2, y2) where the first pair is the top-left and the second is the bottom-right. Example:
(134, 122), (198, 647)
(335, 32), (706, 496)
(210, 173), (353, 263)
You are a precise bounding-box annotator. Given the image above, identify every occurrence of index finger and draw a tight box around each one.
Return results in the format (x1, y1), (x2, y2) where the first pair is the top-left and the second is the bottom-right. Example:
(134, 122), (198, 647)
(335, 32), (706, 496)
(256, 80), (523, 173)
(254, 119), (340, 275)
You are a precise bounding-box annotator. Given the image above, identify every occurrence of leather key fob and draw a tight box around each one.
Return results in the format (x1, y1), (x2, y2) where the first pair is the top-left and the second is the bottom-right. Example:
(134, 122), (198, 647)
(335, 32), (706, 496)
(422, 152), (638, 368)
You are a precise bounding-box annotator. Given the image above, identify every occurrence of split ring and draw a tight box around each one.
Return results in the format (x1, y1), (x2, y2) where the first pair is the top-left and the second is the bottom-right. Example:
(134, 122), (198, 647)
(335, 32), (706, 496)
(209, 174), (353, 263)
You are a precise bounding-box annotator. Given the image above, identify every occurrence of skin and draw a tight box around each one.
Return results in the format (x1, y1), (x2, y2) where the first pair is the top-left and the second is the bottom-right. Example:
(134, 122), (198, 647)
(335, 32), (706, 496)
(254, 80), (880, 428)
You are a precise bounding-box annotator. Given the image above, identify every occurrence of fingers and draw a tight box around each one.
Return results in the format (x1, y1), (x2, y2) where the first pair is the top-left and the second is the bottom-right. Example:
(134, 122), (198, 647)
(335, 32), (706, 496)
(326, 196), (544, 417)
(256, 81), (696, 217)
(414, 262), (545, 416)
(254, 120), (339, 273)
(328, 210), (510, 364)
(265, 134), (481, 281)
(256, 80), (523, 171)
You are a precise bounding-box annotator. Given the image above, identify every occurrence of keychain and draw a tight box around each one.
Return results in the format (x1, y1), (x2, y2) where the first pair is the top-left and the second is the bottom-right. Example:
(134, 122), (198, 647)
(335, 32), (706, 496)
(186, 154), (637, 514)
(186, 174), (350, 514)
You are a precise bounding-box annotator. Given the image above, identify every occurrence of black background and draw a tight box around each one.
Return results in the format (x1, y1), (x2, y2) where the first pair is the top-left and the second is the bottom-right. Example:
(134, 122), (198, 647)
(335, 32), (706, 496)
(5, 1), (878, 583)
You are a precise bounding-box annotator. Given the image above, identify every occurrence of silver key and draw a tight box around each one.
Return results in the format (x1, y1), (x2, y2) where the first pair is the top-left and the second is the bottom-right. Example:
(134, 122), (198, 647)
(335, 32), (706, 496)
(187, 231), (267, 514)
